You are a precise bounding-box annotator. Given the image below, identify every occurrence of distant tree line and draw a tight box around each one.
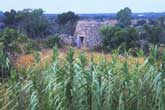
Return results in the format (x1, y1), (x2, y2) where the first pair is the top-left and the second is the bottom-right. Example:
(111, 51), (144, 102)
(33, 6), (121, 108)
(2, 9), (79, 38)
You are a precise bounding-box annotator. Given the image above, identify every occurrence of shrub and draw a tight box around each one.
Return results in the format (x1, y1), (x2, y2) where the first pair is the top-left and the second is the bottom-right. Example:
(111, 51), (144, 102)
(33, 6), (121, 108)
(100, 26), (121, 50)
(0, 28), (37, 54)
(101, 26), (140, 52)
(24, 40), (39, 54)
(0, 28), (26, 50)
(45, 35), (61, 48)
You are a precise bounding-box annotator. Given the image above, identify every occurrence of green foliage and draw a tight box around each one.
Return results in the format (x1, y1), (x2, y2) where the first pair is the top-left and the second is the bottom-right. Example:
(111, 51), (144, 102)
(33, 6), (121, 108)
(32, 51), (40, 63)
(101, 26), (139, 52)
(24, 40), (39, 54)
(57, 11), (79, 25)
(0, 49), (10, 80)
(52, 46), (59, 62)
(57, 11), (79, 35)
(158, 16), (165, 29)
(45, 35), (61, 48)
(4, 8), (49, 38)
(4, 9), (17, 28)
(144, 24), (163, 44)
(117, 7), (132, 27)
(100, 26), (120, 49)
(17, 9), (49, 38)
(0, 28), (26, 51)
(0, 28), (38, 54)
(0, 47), (164, 110)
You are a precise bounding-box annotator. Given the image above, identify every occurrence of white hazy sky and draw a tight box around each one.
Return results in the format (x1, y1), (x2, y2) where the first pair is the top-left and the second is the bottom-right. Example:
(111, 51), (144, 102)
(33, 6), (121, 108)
(0, 0), (165, 13)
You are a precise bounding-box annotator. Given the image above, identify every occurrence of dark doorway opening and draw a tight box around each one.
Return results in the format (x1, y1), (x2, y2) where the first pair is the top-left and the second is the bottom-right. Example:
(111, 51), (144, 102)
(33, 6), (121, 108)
(80, 36), (84, 44)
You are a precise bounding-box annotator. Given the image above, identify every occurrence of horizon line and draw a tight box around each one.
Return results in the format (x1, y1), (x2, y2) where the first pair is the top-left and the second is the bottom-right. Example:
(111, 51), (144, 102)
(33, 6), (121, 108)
(45, 12), (165, 14)
(0, 9), (165, 14)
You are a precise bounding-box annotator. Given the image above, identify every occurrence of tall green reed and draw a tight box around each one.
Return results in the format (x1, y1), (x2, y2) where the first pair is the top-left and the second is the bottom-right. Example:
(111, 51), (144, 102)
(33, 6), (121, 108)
(0, 47), (164, 110)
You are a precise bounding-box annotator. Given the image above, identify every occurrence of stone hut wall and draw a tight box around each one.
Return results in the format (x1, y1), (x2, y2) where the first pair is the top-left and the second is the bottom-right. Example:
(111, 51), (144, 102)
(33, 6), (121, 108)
(74, 20), (112, 48)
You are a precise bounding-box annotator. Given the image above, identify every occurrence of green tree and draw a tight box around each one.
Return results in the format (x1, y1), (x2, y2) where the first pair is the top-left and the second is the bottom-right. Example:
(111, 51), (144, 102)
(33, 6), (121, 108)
(100, 26), (121, 49)
(125, 27), (139, 44)
(57, 11), (79, 25)
(117, 7), (132, 27)
(101, 26), (139, 51)
(0, 28), (29, 53)
(151, 25), (162, 44)
(144, 24), (162, 44)
(4, 9), (18, 28)
(113, 29), (128, 47)
(125, 27), (139, 49)
(158, 16), (165, 29)
(17, 9), (49, 38)
(46, 35), (61, 48)
(57, 11), (79, 35)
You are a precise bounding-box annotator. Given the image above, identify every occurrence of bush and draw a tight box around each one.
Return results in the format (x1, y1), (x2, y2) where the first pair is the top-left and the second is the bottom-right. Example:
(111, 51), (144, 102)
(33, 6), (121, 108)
(0, 28), (37, 54)
(101, 26), (140, 52)
(46, 35), (60, 48)
(100, 26), (121, 50)
(0, 28), (26, 50)
(24, 40), (39, 54)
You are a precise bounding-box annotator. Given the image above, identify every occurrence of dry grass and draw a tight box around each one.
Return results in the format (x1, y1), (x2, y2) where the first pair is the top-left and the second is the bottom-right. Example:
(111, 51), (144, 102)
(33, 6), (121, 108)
(15, 48), (145, 69)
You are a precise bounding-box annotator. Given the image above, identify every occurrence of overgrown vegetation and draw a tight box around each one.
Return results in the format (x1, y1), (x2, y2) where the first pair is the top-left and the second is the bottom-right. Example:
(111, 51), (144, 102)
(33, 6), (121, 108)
(100, 14), (165, 55)
(143, 23), (165, 44)
(101, 26), (140, 53)
(45, 35), (61, 48)
(0, 28), (38, 54)
(57, 11), (79, 35)
(17, 9), (49, 38)
(4, 9), (49, 38)
(0, 50), (10, 80)
(0, 47), (164, 110)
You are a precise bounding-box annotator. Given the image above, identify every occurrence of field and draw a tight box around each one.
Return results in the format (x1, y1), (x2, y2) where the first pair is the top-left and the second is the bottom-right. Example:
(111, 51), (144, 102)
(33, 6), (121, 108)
(15, 48), (145, 69)
(0, 46), (164, 110)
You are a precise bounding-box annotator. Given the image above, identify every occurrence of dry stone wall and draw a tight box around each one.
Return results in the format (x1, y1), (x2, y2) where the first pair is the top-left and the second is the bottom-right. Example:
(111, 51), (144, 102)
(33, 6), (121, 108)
(59, 34), (74, 46)
(74, 20), (116, 48)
